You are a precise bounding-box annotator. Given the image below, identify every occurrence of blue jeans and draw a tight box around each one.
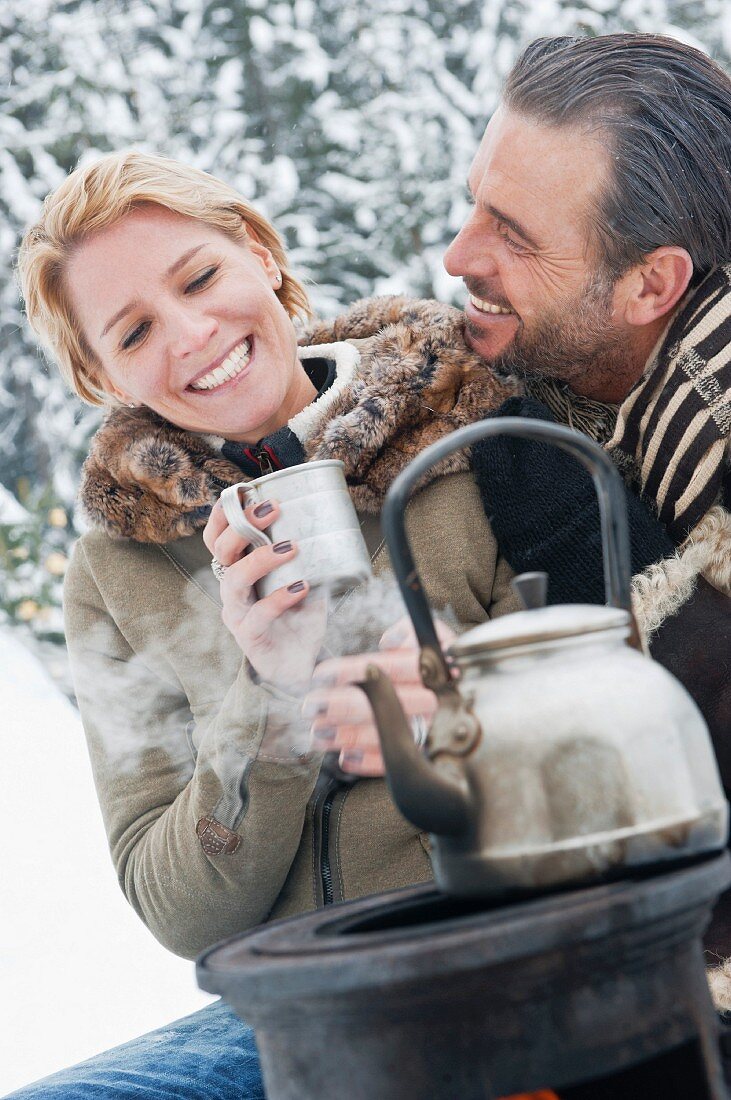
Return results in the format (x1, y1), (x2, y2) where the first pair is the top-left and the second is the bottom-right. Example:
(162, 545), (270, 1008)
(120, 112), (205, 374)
(3, 1000), (265, 1099)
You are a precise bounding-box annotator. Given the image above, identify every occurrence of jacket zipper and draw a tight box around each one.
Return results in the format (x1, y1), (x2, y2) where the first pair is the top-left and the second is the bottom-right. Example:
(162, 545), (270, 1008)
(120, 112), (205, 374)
(313, 772), (344, 906)
(320, 786), (337, 905)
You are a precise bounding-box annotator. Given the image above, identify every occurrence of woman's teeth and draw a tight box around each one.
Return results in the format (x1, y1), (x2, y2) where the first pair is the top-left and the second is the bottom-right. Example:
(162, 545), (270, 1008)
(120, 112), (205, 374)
(469, 294), (513, 315)
(190, 339), (251, 390)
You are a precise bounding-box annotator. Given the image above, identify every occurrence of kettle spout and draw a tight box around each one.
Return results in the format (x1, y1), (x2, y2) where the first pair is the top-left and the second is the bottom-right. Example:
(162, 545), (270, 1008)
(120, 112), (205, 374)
(358, 665), (472, 838)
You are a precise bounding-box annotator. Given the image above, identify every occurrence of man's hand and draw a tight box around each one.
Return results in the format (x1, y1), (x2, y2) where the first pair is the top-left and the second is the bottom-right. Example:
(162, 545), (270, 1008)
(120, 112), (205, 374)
(304, 617), (456, 776)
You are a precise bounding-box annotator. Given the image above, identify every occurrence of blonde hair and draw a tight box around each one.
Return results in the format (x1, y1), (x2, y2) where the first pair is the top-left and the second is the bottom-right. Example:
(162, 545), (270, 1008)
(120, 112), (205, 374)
(18, 150), (312, 406)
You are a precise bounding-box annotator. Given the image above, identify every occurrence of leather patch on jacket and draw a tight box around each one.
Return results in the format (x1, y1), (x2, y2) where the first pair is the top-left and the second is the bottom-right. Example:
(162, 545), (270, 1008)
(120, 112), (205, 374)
(196, 816), (241, 855)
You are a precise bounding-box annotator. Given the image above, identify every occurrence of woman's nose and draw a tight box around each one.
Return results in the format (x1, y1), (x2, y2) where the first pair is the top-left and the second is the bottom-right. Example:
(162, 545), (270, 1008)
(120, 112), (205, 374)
(168, 310), (219, 359)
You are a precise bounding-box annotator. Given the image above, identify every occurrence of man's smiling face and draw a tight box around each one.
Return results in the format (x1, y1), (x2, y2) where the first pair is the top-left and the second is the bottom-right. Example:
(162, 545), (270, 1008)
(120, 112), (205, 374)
(444, 107), (635, 396)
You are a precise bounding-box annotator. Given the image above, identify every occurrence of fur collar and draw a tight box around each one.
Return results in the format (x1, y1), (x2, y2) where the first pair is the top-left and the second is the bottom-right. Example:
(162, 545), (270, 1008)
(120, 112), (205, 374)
(79, 296), (516, 543)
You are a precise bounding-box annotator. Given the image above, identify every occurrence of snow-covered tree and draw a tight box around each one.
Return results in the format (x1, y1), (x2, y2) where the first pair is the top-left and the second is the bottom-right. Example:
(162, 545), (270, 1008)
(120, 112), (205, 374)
(0, 0), (728, 646)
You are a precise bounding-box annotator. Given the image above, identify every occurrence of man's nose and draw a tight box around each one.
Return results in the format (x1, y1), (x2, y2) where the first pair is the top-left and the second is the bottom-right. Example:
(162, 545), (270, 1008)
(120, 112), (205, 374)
(443, 218), (498, 279)
(168, 309), (218, 359)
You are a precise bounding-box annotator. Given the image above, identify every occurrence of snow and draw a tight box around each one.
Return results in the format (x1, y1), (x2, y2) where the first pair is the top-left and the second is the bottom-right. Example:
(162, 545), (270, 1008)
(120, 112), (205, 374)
(0, 630), (214, 1096)
(0, 485), (29, 525)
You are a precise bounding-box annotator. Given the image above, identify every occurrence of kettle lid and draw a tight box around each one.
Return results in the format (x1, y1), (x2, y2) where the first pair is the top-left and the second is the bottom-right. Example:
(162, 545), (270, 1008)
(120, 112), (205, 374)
(449, 604), (631, 658)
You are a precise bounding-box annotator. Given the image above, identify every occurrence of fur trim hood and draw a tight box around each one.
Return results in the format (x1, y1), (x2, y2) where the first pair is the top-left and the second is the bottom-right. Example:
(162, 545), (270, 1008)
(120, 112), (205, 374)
(79, 296), (516, 542)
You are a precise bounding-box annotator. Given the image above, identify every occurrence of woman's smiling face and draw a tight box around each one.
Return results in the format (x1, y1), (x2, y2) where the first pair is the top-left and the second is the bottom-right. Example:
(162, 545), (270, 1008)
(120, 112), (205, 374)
(65, 205), (313, 441)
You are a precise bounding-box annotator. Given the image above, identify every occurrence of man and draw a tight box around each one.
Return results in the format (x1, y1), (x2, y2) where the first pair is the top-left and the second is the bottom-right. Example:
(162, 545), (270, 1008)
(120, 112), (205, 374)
(457, 36), (731, 1010)
(448, 33), (730, 757)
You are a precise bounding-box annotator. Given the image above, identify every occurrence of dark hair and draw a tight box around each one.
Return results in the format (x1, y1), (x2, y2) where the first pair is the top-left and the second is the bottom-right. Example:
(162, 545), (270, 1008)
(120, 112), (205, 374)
(503, 34), (731, 282)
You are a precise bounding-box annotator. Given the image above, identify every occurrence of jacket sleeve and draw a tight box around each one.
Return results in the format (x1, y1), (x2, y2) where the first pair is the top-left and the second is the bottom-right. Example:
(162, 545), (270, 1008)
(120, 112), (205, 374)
(64, 539), (322, 959)
(649, 578), (731, 784)
(377, 470), (521, 625)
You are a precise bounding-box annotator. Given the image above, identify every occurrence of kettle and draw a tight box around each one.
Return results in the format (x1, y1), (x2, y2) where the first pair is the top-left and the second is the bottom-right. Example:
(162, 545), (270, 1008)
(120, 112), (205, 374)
(360, 418), (728, 896)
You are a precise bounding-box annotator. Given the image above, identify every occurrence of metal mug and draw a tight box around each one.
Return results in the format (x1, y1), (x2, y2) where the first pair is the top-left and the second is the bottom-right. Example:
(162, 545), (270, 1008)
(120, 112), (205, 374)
(219, 460), (373, 598)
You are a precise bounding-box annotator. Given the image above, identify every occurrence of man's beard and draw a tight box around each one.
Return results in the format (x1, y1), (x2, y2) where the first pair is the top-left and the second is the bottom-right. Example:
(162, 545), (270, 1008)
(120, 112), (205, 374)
(468, 272), (630, 394)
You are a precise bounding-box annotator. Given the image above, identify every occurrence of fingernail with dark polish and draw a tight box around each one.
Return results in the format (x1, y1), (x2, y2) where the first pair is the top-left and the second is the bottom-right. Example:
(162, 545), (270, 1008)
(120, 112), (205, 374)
(313, 727), (337, 742)
(253, 501), (274, 518)
(273, 540), (292, 554)
(287, 580), (306, 593)
(342, 751), (364, 764)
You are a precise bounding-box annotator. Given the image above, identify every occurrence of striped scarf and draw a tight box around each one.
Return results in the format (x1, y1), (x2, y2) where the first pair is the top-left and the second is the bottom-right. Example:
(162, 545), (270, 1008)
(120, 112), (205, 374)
(607, 265), (731, 543)
(527, 376), (619, 445)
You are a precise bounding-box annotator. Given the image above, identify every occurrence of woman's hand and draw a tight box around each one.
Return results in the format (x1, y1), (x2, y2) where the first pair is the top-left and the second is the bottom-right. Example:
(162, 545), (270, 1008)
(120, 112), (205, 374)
(203, 498), (327, 692)
(304, 616), (456, 776)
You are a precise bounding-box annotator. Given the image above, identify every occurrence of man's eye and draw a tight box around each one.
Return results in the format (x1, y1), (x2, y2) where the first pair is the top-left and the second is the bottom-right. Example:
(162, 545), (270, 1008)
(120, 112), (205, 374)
(186, 267), (218, 292)
(498, 224), (529, 254)
(122, 322), (149, 350)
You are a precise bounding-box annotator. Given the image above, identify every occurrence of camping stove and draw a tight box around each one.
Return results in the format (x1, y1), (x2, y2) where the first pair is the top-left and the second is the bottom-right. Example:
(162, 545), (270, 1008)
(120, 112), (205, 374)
(197, 853), (730, 1100)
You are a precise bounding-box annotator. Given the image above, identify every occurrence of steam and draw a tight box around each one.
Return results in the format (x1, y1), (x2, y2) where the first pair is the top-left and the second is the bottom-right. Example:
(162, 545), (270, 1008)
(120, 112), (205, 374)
(72, 570), (424, 778)
(248, 573), (416, 759)
(71, 627), (198, 778)
(321, 573), (411, 658)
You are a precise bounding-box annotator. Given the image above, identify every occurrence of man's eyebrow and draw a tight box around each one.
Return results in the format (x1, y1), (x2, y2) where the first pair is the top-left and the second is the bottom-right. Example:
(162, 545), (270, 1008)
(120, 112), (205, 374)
(484, 203), (542, 250)
(100, 245), (206, 339)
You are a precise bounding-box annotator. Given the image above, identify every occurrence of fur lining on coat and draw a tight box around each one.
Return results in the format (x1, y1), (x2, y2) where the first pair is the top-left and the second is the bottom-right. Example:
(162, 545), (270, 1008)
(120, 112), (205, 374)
(79, 296), (516, 542)
(632, 504), (731, 640)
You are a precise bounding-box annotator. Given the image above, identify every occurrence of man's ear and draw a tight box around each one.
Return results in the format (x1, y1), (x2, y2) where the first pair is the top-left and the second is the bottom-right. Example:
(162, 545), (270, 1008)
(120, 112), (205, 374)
(622, 247), (693, 328)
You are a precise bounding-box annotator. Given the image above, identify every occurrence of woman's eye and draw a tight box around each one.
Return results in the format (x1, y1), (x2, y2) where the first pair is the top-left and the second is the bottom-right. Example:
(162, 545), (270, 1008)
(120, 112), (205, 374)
(122, 322), (149, 350)
(186, 266), (218, 292)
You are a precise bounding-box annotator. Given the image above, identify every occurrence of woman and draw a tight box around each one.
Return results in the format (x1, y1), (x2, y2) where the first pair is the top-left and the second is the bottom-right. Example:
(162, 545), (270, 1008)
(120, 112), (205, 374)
(13, 150), (520, 1098)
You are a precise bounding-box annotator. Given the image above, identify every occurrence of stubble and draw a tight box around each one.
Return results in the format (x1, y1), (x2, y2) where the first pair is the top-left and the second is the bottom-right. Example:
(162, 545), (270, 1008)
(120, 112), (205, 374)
(472, 271), (632, 397)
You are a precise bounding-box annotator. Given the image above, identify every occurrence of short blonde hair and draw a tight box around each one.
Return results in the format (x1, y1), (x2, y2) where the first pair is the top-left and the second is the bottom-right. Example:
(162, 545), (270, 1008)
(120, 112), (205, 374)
(18, 150), (312, 406)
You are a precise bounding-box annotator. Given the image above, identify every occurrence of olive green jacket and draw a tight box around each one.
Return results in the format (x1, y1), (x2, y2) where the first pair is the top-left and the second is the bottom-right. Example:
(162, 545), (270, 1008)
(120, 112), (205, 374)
(65, 473), (518, 959)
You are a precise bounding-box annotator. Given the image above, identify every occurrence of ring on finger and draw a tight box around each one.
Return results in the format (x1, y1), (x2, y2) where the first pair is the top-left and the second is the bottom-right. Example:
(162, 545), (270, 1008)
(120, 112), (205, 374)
(210, 557), (228, 581)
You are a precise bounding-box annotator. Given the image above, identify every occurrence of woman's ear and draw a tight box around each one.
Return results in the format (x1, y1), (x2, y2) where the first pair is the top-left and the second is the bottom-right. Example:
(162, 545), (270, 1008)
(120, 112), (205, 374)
(95, 371), (136, 406)
(622, 247), (693, 328)
(242, 224), (282, 288)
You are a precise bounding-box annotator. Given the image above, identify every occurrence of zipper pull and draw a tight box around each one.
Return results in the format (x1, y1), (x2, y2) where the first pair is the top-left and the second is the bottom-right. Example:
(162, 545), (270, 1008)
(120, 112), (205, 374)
(256, 448), (274, 474)
(255, 445), (280, 475)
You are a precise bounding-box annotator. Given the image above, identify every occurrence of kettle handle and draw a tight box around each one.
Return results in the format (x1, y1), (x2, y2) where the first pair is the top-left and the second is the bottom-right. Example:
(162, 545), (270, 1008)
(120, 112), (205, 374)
(383, 417), (634, 684)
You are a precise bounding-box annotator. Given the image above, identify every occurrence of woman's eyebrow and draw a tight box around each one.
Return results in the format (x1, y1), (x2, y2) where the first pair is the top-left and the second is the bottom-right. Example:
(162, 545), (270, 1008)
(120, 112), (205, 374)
(100, 245), (207, 339)
(166, 244), (205, 279)
(101, 298), (141, 340)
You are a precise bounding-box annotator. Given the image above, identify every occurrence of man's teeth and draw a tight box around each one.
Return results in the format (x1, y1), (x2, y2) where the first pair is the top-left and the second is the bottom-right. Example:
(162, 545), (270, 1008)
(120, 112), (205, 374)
(469, 293), (513, 315)
(191, 340), (251, 390)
